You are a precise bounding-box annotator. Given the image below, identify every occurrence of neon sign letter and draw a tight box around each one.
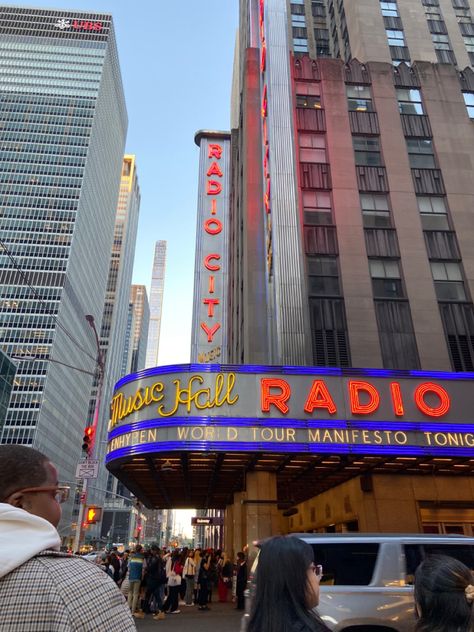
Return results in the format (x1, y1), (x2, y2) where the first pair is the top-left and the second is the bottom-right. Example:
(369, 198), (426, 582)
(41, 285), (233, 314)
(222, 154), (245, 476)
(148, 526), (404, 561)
(207, 162), (223, 178)
(200, 322), (221, 343)
(261, 378), (291, 414)
(207, 180), (222, 195)
(304, 380), (337, 414)
(204, 254), (221, 271)
(349, 381), (380, 415)
(208, 144), (223, 159)
(415, 382), (450, 417)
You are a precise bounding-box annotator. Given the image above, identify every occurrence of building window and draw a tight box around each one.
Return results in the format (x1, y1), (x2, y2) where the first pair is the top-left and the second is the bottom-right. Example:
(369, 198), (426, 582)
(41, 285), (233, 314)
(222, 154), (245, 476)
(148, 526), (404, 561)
(299, 133), (327, 162)
(353, 137), (383, 167)
(370, 259), (405, 298)
(396, 88), (424, 115)
(438, 302), (474, 371)
(347, 85), (373, 112)
(463, 92), (474, 118)
(417, 195), (449, 229)
(360, 193), (391, 227)
(386, 29), (405, 46)
(432, 33), (451, 50)
(380, 1), (399, 18)
(406, 139), (436, 169)
(303, 190), (332, 225)
(431, 262), (466, 301)
(291, 3), (306, 15)
(296, 95), (322, 109)
(309, 298), (351, 366)
(308, 257), (340, 296)
(375, 301), (420, 369)
(463, 36), (474, 52)
(292, 14), (307, 25)
(294, 38), (309, 52)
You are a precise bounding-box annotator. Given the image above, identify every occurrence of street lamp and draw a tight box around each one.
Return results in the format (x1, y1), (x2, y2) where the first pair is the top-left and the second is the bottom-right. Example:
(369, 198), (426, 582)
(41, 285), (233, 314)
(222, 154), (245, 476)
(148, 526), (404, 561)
(72, 314), (105, 553)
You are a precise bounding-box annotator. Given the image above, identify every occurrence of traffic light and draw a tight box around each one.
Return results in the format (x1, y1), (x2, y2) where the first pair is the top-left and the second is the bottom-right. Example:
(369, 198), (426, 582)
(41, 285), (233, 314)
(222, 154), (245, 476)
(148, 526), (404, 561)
(85, 506), (102, 524)
(82, 426), (94, 455)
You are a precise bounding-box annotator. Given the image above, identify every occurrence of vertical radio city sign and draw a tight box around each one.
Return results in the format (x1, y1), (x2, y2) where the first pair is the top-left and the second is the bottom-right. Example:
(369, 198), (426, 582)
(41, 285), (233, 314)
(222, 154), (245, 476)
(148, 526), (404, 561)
(191, 131), (231, 364)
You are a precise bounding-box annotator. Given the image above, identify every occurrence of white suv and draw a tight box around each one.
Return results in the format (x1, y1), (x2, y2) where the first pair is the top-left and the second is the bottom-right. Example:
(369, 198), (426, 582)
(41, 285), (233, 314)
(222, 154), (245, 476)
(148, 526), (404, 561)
(242, 533), (474, 632)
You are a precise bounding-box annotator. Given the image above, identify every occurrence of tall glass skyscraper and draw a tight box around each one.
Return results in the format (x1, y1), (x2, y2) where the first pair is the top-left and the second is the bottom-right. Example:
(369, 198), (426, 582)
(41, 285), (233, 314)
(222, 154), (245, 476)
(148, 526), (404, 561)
(145, 240), (167, 368)
(128, 284), (150, 374)
(0, 7), (127, 529)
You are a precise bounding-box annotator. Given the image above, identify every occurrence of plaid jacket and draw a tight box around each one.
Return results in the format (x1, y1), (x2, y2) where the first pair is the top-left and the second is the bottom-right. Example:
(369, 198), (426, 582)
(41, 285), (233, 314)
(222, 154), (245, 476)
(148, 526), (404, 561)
(0, 550), (137, 631)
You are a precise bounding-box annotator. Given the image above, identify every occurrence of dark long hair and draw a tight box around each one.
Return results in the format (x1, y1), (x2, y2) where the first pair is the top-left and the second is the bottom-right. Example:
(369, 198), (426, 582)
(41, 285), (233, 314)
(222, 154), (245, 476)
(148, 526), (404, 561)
(415, 554), (474, 632)
(247, 536), (329, 632)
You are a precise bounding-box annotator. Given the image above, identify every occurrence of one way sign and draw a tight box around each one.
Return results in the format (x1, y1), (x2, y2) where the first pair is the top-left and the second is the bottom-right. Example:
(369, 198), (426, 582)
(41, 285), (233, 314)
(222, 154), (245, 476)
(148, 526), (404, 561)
(76, 459), (99, 479)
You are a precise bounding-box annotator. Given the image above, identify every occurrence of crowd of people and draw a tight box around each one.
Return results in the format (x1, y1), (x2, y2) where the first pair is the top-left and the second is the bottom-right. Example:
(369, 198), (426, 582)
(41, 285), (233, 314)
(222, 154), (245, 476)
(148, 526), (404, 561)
(1, 444), (474, 632)
(92, 543), (248, 620)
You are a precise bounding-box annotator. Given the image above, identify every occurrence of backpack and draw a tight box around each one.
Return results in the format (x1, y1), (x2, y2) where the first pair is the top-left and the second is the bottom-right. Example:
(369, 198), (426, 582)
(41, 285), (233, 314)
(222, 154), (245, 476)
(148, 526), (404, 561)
(158, 563), (167, 585)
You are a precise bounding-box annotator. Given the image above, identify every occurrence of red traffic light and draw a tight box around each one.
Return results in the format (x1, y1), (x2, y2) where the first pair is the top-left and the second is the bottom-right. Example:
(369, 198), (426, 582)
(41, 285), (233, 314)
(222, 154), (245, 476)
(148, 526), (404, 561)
(82, 426), (94, 454)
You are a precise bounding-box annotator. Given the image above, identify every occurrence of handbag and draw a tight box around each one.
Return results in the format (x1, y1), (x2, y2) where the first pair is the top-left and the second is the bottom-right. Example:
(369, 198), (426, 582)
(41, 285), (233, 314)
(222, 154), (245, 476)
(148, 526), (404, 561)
(168, 574), (182, 587)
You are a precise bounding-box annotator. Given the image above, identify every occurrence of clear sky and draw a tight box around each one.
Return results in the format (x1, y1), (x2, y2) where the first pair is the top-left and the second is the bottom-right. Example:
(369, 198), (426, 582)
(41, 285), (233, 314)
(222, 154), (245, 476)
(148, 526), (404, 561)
(5, 0), (239, 366)
(4, 0), (239, 533)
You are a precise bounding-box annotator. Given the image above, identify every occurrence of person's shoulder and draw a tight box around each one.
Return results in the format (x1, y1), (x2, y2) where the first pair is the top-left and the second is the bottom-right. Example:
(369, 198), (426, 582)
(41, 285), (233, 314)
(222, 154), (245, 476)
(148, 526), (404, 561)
(35, 551), (120, 586)
(36, 552), (137, 630)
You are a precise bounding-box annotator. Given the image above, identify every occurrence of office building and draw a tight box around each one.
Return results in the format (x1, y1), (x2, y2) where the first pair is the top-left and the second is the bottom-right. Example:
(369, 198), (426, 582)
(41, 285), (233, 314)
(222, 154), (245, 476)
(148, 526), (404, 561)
(224, 0), (474, 534)
(0, 7), (127, 530)
(145, 240), (167, 368)
(0, 350), (15, 426)
(129, 284), (150, 374)
(84, 155), (140, 542)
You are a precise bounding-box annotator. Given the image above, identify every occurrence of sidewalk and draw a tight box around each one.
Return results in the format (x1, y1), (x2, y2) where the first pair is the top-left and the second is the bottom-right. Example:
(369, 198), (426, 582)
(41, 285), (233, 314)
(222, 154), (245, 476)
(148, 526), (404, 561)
(135, 601), (243, 631)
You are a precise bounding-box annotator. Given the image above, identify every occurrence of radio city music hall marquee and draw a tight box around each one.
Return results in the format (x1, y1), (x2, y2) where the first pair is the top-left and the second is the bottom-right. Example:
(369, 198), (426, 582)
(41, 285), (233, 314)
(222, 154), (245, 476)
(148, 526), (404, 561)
(105, 365), (474, 466)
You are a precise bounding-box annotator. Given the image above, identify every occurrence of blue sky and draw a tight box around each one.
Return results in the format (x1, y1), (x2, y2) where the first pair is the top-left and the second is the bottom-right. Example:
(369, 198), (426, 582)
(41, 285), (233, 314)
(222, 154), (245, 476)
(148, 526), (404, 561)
(6, 0), (239, 365)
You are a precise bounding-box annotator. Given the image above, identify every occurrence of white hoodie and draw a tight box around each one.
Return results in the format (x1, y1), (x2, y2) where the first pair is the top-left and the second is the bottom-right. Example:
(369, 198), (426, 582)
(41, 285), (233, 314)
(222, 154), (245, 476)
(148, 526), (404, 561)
(0, 502), (60, 579)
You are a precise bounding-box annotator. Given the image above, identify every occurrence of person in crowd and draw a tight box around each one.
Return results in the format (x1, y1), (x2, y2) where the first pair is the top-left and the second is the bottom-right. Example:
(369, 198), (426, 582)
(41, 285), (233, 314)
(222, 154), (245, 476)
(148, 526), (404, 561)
(0, 445), (136, 631)
(208, 550), (219, 603)
(197, 550), (212, 610)
(110, 551), (121, 584)
(414, 554), (474, 632)
(142, 545), (166, 619)
(247, 535), (330, 632)
(193, 548), (202, 604)
(235, 551), (248, 610)
(183, 549), (196, 606)
(218, 551), (233, 602)
(179, 547), (189, 604)
(100, 553), (115, 579)
(127, 544), (146, 618)
(162, 550), (182, 614)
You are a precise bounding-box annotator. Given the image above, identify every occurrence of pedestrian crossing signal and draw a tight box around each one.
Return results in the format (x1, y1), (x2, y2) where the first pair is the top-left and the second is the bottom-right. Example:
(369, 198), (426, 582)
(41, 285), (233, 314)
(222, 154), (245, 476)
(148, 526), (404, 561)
(85, 506), (102, 524)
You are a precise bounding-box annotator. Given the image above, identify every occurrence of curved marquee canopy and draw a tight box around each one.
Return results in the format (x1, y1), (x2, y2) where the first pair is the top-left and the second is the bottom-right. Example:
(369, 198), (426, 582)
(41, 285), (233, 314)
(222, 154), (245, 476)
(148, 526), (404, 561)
(106, 364), (474, 508)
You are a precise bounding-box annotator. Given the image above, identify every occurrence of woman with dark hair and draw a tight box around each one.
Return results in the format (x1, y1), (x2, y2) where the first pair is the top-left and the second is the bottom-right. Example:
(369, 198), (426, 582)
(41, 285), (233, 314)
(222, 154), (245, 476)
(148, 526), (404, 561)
(247, 535), (330, 632)
(414, 554), (474, 632)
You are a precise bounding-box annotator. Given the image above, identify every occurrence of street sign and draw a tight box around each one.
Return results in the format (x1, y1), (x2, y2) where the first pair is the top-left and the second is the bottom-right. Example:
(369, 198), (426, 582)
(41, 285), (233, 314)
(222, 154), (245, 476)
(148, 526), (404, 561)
(76, 459), (99, 479)
(191, 516), (224, 526)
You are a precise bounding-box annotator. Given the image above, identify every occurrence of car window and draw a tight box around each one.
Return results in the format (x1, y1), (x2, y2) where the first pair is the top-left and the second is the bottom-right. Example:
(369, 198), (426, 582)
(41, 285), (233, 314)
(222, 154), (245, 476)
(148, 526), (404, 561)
(404, 544), (474, 584)
(310, 543), (379, 585)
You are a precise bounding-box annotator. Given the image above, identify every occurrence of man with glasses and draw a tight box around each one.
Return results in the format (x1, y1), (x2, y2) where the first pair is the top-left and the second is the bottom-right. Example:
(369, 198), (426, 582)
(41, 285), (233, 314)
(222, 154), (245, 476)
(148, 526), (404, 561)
(0, 445), (136, 631)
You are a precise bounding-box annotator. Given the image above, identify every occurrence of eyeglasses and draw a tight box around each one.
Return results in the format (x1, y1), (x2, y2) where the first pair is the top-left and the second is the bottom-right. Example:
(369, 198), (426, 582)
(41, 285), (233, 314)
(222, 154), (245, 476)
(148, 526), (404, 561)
(309, 563), (323, 577)
(6, 485), (70, 504)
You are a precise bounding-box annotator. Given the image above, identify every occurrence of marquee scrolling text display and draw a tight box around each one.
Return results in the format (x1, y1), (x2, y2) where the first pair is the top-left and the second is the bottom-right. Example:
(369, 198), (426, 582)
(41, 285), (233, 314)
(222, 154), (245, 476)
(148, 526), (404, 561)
(106, 365), (474, 462)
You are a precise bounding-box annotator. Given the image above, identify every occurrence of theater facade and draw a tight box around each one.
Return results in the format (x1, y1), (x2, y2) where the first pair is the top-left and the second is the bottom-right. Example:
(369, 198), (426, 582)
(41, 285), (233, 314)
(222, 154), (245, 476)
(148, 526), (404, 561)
(106, 364), (474, 552)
